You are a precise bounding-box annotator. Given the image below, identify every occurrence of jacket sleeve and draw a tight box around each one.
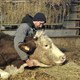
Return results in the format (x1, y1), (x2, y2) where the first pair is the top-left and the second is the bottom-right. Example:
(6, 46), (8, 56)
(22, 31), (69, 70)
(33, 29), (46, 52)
(14, 23), (30, 61)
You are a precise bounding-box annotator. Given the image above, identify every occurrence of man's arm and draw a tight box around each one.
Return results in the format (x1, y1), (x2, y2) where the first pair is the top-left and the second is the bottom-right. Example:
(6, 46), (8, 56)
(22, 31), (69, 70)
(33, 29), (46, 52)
(14, 23), (30, 61)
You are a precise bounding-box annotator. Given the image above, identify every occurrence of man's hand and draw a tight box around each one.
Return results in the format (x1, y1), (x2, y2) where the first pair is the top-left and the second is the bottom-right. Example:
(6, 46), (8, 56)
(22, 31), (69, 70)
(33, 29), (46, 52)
(25, 58), (40, 67)
(25, 58), (51, 67)
(26, 59), (34, 67)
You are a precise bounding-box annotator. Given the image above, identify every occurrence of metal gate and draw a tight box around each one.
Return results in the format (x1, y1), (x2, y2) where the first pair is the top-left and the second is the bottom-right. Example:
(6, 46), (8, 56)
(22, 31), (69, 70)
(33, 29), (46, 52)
(0, 0), (68, 28)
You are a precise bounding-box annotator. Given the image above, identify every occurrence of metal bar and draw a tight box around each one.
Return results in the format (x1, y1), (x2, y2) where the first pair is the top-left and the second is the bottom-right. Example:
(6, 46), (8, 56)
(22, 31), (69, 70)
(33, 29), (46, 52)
(50, 35), (80, 38)
(3, 24), (20, 26)
(4, 1), (27, 3)
(66, 27), (80, 29)
(45, 23), (63, 25)
(44, 29), (79, 37)
(0, 8), (2, 30)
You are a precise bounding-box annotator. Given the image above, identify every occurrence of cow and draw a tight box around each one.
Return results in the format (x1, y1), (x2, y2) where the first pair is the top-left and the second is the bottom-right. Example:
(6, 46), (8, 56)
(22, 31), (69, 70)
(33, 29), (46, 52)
(0, 31), (66, 79)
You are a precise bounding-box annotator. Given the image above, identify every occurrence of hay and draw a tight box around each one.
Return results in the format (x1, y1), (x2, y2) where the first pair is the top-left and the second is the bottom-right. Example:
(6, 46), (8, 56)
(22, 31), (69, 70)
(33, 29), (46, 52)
(1, 62), (80, 80)
(43, 61), (80, 80)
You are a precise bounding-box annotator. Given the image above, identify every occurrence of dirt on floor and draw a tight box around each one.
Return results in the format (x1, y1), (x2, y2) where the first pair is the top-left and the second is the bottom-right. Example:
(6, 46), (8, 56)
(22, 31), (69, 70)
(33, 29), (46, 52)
(0, 37), (80, 80)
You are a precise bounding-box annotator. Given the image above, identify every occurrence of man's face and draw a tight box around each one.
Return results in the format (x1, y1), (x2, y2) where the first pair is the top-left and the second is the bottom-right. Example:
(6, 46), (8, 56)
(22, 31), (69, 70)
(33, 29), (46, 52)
(34, 21), (45, 28)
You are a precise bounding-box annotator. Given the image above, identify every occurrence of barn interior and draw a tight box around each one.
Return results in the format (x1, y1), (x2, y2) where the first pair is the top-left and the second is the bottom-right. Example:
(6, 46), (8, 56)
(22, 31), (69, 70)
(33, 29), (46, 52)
(0, 0), (80, 80)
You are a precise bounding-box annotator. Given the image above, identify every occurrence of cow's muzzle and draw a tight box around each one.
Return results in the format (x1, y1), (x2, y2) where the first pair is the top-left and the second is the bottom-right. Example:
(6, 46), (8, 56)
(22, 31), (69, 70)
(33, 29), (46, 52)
(55, 55), (66, 65)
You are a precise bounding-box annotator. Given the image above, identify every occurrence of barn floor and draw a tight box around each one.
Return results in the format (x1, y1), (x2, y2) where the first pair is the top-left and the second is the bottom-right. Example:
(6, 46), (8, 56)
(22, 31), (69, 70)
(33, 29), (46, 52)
(0, 37), (80, 80)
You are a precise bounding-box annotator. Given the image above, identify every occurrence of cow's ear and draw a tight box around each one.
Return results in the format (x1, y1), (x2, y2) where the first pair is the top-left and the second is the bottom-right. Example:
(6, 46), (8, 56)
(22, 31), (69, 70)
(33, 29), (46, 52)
(18, 44), (30, 52)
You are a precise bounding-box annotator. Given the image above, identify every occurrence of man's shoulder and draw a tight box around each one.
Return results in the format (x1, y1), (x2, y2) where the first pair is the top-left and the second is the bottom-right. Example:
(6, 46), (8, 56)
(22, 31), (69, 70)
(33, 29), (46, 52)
(19, 23), (31, 29)
(19, 23), (29, 27)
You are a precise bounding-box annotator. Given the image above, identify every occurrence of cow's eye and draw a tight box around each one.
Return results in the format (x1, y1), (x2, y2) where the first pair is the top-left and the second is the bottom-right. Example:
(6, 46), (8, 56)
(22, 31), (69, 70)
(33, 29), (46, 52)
(45, 45), (48, 47)
(44, 44), (50, 49)
(44, 44), (52, 49)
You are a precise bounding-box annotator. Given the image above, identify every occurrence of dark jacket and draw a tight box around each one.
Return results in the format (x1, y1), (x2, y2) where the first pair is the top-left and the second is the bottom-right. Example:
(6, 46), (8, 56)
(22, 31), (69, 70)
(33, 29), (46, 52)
(14, 14), (36, 61)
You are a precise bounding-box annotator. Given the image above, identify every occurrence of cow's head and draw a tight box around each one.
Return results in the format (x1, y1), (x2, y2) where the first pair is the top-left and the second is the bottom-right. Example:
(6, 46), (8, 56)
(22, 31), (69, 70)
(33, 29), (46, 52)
(19, 31), (66, 67)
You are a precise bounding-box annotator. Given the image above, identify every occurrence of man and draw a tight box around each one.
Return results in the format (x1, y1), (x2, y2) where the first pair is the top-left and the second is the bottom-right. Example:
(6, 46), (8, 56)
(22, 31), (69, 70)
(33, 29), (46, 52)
(14, 12), (46, 67)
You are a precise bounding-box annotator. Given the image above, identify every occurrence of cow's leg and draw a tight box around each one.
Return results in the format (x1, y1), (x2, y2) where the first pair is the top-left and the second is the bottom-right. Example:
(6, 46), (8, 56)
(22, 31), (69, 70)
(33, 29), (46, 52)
(0, 69), (10, 79)
(4, 63), (27, 76)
